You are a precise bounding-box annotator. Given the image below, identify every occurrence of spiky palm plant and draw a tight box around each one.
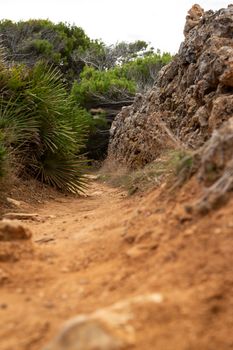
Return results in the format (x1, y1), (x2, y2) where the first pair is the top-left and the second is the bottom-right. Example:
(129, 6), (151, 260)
(0, 60), (90, 193)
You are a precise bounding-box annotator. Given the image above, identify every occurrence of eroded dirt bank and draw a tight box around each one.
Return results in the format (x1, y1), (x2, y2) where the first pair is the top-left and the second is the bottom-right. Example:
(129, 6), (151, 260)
(0, 179), (233, 350)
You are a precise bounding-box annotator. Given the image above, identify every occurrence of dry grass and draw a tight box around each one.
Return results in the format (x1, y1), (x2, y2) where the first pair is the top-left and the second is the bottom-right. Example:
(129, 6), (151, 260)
(99, 150), (195, 195)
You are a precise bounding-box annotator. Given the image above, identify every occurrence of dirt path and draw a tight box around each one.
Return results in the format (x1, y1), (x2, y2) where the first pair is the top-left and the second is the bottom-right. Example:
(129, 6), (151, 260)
(0, 179), (233, 350)
(0, 181), (136, 350)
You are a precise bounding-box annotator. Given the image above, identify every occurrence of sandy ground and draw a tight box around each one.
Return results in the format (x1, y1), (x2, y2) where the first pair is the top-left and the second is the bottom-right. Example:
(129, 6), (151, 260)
(0, 179), (233, 350)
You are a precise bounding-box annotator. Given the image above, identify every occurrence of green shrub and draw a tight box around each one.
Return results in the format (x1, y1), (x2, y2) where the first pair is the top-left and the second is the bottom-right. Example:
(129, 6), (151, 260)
(71, 66), (136, 108)
(0, 19), (91, 85)
(31, 39), (53, 55)
(0, 62), (90, 193)
(122, 52), (172, 89)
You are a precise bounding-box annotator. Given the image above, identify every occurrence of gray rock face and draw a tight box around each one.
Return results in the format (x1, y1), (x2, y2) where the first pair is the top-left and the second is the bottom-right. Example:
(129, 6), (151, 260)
(108, 5), (233, 169)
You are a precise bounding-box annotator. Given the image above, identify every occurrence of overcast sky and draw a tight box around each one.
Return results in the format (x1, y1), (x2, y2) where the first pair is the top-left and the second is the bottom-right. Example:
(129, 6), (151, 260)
(1, 0), (231, 53)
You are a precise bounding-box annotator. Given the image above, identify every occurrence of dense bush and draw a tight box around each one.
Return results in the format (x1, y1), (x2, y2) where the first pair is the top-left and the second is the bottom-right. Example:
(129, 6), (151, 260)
(71, 65), (136, 108)
(30, 39), (53, 55)
(0, 59), (90, 193)
(71, 51), (171, 109)
(0, 19), (91, 84)
(122, 51), (172, 90)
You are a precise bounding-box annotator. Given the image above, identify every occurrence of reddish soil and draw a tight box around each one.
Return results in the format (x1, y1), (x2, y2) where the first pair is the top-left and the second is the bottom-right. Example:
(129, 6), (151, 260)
(0, 178), (232, 350)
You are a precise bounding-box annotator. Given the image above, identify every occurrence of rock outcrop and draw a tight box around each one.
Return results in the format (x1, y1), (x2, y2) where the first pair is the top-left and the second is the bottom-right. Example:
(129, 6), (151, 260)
(108, 4), (233, 169)
(190, 116), (233, 214)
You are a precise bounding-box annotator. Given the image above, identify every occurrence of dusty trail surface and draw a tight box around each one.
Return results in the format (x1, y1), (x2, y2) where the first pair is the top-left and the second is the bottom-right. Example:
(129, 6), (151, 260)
(0, 179), (233, 350)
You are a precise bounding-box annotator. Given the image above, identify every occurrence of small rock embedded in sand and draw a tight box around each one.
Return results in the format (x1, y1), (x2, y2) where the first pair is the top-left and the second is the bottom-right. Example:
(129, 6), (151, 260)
(126, 244), (153, 258)
(44, 294), (163, 350)
(3, 212), (40, 221)
(0, 220), (32, 241)
(92, 191), (104, 196)
(35, 237), (55, 244)
(6, 197), (23, 208)
(47, 319), (123, 350)
(0, 268), (9, 284)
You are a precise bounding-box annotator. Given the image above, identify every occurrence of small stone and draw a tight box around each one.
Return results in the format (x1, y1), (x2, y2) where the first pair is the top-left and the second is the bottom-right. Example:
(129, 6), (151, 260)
(214, 228), (222, 235)
(92, 191), (103, 196)
(79, 279), (90, 285)
(0, 270), (9, 285)
(3, 212), (40, 221)
(35, 237), (55, 244)
(184, 228), (195, 236)
(123, 234), (135, 244)
(0, 220), (32, 241)
(6, 198), (22, 208)
(44, 293), (163, 350)
(38, 291), (45, 298)
(43, 302), (55, 309)
(61, 267), (69, 273)
(126, 244), (152, 259)
(16, 288), (24, 294)
(47, 319), (123, 350)
(47, 215), (56, 219)
(175, 209), (192, 223)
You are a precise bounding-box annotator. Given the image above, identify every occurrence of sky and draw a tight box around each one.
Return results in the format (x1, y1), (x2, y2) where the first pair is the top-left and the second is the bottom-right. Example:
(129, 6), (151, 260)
(0, 0), (231, 53)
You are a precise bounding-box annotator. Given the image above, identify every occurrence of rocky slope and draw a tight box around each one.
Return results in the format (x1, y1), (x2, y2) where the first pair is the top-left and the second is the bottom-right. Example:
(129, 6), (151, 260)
(108, 4), (233, 169)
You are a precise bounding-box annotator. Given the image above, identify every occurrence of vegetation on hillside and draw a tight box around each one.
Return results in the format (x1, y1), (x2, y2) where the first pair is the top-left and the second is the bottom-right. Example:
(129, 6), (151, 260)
(0, 19), (90, 84)
(71, 51), (171, 108)
(0, 19), (172, 192)
(0, 56), (90, 193)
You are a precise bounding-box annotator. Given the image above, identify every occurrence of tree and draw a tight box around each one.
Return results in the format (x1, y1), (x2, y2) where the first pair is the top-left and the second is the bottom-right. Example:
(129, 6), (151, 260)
(71, 65), (135, 108)
(0, 19), (91, 84)
(75, 39), (155, 70)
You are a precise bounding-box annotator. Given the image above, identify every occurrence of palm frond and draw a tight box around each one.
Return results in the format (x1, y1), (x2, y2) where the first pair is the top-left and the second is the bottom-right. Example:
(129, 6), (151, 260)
(0, 61), (90, 193)
(29, 152), (88, 194)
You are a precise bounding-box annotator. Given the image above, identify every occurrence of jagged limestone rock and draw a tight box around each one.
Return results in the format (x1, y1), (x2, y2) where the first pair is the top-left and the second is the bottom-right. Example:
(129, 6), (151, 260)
(108, 5), (233, 169)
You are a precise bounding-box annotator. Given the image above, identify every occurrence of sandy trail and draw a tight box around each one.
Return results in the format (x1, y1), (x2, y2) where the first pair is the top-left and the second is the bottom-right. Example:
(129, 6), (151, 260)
(0, 179), (232, 350)
(0, 181), (136, 350)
